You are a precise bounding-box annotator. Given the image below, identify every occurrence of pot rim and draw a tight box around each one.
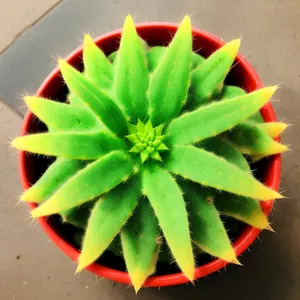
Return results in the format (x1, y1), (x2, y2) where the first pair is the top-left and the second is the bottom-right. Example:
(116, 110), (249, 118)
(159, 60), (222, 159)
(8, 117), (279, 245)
(19, 22), (281, 287)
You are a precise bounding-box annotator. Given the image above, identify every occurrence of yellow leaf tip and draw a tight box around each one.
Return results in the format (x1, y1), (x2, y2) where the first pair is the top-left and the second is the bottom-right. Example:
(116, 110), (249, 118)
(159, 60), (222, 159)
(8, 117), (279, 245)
(83, 33), (94, 45)
(182, 15), (191, 24)
(31, 202), (56, 218)
(58, 58), (67, 68)
(75, 264), (83, 275)
(24, 95), (32, 103)
(124, 15), (135, 27)
(20, 190), (33, 202)
(262, 188), (284, 200)
(261, 85), (278, 100)
(11, 137), (22, 149)
(183, 266), (195, 282)
(130, 271), (146, 294)
(221, 247), (237, 263)
(223, 39), (241, 58)
(31, 208), (42, 218)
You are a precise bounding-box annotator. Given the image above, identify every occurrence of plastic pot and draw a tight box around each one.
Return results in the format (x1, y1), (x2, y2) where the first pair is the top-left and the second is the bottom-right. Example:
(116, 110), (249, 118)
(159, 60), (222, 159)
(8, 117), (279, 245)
(19, 22), (281, 287)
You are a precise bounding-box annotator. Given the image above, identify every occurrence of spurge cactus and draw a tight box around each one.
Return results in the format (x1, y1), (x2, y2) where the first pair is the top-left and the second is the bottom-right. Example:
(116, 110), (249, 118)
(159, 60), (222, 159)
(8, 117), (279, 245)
(13, 15), (288, 292)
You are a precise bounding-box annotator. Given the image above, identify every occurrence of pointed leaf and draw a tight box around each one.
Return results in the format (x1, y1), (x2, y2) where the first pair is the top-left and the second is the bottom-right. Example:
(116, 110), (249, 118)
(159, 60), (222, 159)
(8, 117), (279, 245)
(61, 200), (95, 229)
(148, 16), (192, 125)
(126, 133), (140, 144)
(220, 85), (246, 99)
(189, 39), (241, 106)
(257, 122), (288, 138)
(146, 46), (166, 72)
(145, 120), (153, 132)
(226, 121), (288, 155)
(68, 93), (84, 106)
(108, 235), (123, 256)
(167, 86), (277, 145)
(128, 123), (137, 134)
(129, 145), (141, 153)
(214, 192), (268, 229)
(31, 151), (135, 217)
(141, 150), (149, 163)
(142, 165), (194, 281)
(114, 15), (149, 121)
(137, 119), (145, 132)
(181, 182), (236, 262)
(12, 131), (126, 159)
(154, 124), (164, 136)
(83, 34), (113, 89)
(121, 199), (160, 293)
(166, 145), (282, 200)
(108, 50), (118, 62)
(191, 52), (205, 69)
(150, 151), (162, 161)
(21, 158), (83, 204)
(147, 46), (204, 72)
(199, 137), (251, 173)
(25, 96), (103, 132)
(156, 143), (169, 151)
(77, 178), (141, 272)
(220, 85), (264, 122)
(59, 59), (127, 136)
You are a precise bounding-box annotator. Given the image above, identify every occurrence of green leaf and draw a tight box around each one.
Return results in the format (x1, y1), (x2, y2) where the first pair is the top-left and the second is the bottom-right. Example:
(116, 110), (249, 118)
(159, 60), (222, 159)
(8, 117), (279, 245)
(141, 150), (149, 163)
(220, 85), (264, 122)
(67, 93), (84, 106)
(167, 86), (277, 145)
(150, 151), (162, 161)
(137, 119), (146, 132)
(192, 52), (205, 69)
(114, 15), (149, 122)
(76, 178), (141, 272)
(148, 16), (192, 125)
(25, 96), (103, 132)
(166, 145), (282, 200)
(121, 199), (160, 293)
(147, 46), (204, 73)
(61, 200), (95, 229)
(12, 131), (126, 159)
(214, 192), (269, 229)
(58, 59), (127, 136)
(181, 182), (236, 262)
(127, 123), (137, 134)
(225, 121), (288, 155)
(31, 151), (135, 217)
(146, 46), (166, 72)
(83, 34), (113, 89)
(142, 164), (194, 281)
(220, 85), (246, 99)
(108, 235), (123, 256)
(108, 50), (118, 62)
(189, 39), (241, 107)
(21, 158), (83, 204)
(199, 137), (251, 173)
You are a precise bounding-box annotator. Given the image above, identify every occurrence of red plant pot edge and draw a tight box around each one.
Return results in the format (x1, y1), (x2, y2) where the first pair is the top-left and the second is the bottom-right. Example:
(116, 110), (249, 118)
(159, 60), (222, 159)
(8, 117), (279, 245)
(19, 22), (281, 287)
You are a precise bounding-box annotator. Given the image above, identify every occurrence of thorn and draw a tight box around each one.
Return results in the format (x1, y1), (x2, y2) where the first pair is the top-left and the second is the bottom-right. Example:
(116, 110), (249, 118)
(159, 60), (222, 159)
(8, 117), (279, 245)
(232, 259), (243, 266)
(74, 265), (81, 275)
(265, 224), (276, 233)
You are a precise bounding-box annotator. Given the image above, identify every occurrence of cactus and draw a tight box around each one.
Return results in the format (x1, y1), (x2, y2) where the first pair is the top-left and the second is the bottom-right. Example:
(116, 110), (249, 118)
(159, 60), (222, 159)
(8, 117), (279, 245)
(12, 15), (288, 292)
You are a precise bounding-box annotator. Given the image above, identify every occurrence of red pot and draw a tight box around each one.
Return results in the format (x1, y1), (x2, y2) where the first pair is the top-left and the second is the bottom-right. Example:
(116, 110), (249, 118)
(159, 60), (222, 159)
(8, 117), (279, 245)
(19, 22), (281, 287)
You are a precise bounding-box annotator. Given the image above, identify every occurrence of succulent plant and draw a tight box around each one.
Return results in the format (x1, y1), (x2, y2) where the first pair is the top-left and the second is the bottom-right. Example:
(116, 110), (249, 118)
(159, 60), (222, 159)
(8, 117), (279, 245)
(13, 15), (288, 292)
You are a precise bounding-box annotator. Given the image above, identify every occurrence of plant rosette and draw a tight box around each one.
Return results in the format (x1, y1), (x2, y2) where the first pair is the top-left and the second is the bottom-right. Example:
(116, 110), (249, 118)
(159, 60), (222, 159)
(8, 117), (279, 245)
(14, 16), (288, 292)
